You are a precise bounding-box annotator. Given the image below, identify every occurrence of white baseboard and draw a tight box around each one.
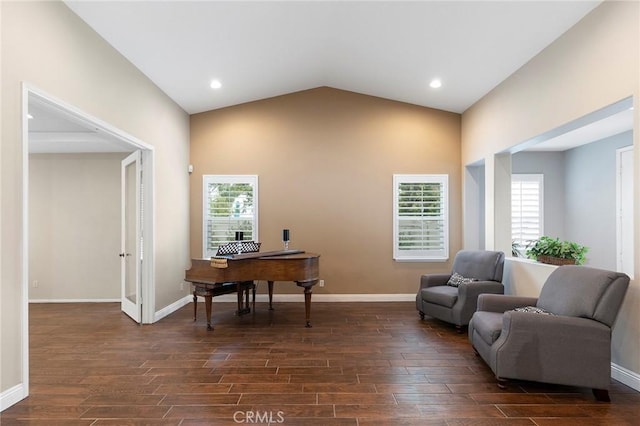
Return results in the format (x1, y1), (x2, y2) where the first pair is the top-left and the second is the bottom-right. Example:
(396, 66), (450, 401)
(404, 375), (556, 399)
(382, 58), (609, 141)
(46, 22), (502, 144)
(201, 293), (416, 303)
(154, 295), (192, 322)
(612, 362), (640, 392)
(29, 299), (120, 303)
(0, 384), (26, 411)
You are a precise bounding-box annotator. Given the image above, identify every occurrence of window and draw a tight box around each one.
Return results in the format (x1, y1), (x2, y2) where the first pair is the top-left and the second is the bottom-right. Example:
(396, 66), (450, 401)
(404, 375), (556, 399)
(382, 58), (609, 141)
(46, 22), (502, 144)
(393, 174), (449, 261)
(203, 175), (258, 258)
(511, 174), (543, 251)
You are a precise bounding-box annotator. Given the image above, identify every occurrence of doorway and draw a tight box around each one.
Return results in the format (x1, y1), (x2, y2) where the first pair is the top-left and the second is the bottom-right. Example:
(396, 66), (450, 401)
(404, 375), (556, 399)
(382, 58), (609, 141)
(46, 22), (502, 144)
(21, 84), (156, 390)
(25, 86), (155, 319)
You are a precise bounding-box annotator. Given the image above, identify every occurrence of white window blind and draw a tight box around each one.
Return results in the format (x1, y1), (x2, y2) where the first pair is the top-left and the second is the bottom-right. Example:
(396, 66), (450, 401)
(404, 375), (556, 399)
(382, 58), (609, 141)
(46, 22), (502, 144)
(202, 175), (258, 258)
(393, 174), (449, 261)
(511, 174), (543, 250)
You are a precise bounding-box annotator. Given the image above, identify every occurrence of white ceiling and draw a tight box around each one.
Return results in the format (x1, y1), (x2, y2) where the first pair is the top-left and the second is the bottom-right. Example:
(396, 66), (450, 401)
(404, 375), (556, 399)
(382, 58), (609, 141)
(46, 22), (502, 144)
(64, 0), (602, 115)
(36, 1), (632, 154)
(29, 98), (134, 154)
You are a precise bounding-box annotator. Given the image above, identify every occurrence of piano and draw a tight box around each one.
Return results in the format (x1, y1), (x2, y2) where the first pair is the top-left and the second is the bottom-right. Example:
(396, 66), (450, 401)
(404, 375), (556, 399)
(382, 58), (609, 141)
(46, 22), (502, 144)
(185, 250), (320, 330)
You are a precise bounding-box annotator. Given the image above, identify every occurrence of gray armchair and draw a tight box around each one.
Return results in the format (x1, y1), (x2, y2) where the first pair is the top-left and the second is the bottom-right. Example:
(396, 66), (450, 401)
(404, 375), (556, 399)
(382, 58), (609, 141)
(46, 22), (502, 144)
(416, 250), (505, 331)
(469, 265), (630, 401)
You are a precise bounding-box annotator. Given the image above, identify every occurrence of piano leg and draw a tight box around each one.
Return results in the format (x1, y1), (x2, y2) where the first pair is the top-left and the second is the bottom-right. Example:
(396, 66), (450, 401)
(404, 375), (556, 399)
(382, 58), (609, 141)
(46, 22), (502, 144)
(204, 295), (213, 330)
(236, 282), (252, 316)
(193, 291), (197, 322)
(244, 284), (250, 311)
(252, 284), (256, 312)
(268, 281), (274, 310)
(304, 286), (312, 328)
(236, 284), (243, 315)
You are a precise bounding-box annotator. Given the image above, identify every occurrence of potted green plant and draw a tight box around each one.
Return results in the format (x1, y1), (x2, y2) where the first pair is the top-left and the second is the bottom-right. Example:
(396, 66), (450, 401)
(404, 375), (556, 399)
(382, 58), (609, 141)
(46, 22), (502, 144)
(526, 236), (588, 265)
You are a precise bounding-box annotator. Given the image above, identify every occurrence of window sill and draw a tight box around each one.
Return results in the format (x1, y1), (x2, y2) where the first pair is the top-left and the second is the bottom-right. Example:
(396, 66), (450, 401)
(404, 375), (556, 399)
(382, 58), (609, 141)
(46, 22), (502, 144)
(506, 256), (558, 268)
(394, 257), (449, 263)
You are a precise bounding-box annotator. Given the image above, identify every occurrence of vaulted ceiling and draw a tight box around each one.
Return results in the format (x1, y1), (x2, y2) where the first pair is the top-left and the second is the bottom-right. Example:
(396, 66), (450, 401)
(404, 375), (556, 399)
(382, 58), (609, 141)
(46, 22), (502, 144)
(64, 1), (601, 115)
(37, 1), (631, 154)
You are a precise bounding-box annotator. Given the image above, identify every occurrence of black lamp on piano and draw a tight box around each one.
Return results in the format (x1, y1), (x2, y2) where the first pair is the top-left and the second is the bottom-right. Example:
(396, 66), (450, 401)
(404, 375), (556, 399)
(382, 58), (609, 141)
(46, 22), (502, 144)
(235, 231), (244, 254)
(283, 229), (290, 251)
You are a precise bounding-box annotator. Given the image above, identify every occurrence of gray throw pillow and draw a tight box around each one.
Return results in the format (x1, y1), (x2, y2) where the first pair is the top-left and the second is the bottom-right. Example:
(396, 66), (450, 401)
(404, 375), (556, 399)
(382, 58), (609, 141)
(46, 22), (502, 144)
(513, 306), (554, 315)
(446, 272), (477, 287)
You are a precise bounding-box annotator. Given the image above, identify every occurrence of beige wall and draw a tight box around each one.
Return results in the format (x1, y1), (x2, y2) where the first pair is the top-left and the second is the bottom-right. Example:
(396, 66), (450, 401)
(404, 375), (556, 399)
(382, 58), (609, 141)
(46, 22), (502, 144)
(190, 87), (462, 295)
(462, 1), (640, 383)
(1, 1), (190, 400)
(29, 153), (126, 300)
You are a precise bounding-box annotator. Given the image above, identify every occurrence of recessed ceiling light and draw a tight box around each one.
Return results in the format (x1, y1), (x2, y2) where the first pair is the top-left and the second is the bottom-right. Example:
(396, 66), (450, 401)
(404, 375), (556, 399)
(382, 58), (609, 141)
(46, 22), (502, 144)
(27, 113), (34, 119)
(210, 79), (222, 89)
(429, 79), (442, 89)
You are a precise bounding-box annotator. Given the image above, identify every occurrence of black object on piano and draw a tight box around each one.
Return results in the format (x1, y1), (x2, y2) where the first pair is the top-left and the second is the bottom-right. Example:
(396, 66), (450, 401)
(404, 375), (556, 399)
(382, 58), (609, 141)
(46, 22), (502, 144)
(216, 241), (261, 256)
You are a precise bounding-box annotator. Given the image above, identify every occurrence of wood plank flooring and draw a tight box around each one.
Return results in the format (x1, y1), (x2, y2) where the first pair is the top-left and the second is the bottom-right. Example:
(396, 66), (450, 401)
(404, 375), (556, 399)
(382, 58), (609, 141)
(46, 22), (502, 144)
(1, 301), (639, 425)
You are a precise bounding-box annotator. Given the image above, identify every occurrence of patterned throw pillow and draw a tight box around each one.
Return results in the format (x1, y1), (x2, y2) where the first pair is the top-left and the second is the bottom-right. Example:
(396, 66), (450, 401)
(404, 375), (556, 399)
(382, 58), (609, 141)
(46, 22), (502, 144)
(513, 306), (554, 315)
(446, 272), (477, 287)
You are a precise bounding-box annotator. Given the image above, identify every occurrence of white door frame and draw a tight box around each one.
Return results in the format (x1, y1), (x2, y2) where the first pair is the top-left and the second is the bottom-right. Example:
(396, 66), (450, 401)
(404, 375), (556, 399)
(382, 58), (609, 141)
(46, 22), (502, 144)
(20, 83), (156, 396)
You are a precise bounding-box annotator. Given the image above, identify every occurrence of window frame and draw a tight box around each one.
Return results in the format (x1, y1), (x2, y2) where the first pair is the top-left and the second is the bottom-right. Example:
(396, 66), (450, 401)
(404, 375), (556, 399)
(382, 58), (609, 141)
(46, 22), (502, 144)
(393, 174), (449, 262)
(511, 173), (544, 252)
(202, 175), (259, 258)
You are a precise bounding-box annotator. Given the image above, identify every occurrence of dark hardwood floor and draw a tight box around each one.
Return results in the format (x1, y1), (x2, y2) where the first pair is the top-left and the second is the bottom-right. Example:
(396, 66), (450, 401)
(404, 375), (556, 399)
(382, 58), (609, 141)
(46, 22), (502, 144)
(1, 301), (639, 425)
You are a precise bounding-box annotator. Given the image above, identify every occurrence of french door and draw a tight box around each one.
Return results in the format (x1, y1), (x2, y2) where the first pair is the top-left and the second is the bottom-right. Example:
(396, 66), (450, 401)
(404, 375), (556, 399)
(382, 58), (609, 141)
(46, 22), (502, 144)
(121, 151), (142, 322)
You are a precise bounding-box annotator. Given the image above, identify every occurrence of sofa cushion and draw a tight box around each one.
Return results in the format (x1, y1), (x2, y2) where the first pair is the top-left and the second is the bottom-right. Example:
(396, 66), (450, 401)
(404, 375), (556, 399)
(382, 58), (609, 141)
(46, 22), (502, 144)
(446, 272), (477, 287)
(472, 311), (503, 345)
(421, 286), (458, 308)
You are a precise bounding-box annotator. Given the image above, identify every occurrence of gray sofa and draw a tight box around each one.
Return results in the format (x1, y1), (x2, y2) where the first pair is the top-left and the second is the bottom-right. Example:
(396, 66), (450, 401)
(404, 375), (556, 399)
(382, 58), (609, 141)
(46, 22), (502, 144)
(416, 250), (505, 330)
(469, 265), (630, 401)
